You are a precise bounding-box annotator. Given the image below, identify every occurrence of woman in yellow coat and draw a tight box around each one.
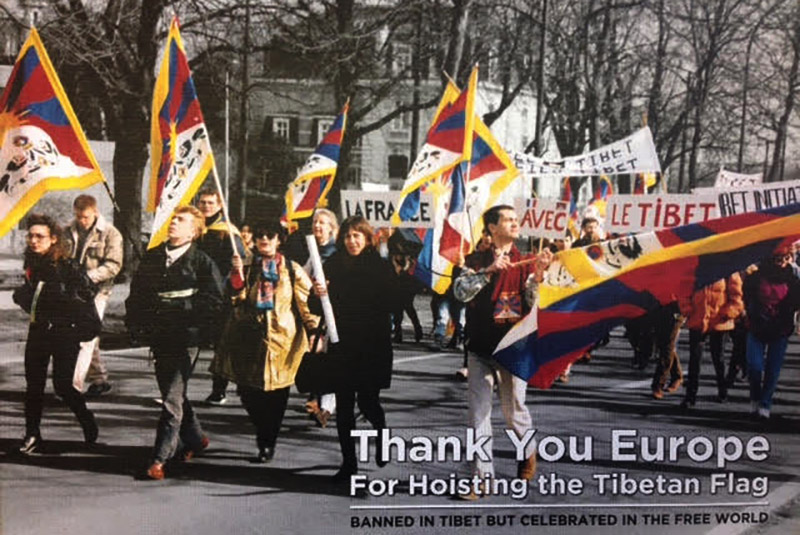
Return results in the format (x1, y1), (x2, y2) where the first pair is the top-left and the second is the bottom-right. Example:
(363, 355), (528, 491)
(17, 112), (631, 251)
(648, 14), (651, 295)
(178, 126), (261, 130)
(213, 222), (317, 462)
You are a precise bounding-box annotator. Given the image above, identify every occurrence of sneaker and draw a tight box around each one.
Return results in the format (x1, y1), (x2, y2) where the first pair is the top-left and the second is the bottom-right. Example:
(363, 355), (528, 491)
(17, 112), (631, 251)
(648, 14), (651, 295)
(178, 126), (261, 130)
(146, 462), (165, 480)
(19, 435), (41, 455)
(517, 454), (537, 480)
(205, 391), (227, 405)
(181, 436), (210, 461)
(666, 377), (683, 393)
(757, 407), (771, 419)
(85, 382), (112, 398)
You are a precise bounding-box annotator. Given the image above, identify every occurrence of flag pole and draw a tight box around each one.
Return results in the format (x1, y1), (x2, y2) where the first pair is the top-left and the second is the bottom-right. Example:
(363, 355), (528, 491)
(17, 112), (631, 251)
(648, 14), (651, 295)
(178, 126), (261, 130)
(210, 161), (243, 277)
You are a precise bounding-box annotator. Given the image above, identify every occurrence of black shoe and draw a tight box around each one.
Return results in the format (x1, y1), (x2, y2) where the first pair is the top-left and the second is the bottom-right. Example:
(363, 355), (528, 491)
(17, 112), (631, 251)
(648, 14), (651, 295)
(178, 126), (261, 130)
(205, 391), (227, 405)
(256, 447), (275, 463)
(81, 413), (99, 444)
(680, 398), (695, 410)
(332, 465), (357, 483)
(19, 435), (41, 455)
(85, 382), (112, 398)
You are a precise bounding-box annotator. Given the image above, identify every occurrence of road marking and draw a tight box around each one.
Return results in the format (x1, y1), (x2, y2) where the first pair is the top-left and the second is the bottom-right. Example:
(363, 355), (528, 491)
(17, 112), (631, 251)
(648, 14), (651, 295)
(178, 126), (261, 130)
(395, 353), (452, 364)
(350, 501), (769, 510)
(607, 379), (652, 390)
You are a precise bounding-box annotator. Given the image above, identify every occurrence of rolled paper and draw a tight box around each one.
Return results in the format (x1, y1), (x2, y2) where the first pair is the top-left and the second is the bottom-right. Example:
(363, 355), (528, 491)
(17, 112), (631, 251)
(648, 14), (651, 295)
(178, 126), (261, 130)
(305, 235), (339, 343)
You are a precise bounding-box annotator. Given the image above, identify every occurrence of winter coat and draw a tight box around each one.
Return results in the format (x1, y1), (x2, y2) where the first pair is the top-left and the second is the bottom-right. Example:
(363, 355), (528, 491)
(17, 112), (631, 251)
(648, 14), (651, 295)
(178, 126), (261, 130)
(63, 214), (124, 296)
(743, 263), (800, 342)
(679, 274), (744, 333)
(212, 254), (318, 391)
(13, 251), (99, 340)
(125, 243), (224, 349)
(196, 211), (247, 275)
(310, 248), (397, 390)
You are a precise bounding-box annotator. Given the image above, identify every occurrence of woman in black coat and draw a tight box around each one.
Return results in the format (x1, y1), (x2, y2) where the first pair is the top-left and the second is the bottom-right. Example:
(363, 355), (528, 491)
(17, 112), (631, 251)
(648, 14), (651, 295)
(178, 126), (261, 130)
(13, 214), (99, 454)
(311, 216), (397, 481)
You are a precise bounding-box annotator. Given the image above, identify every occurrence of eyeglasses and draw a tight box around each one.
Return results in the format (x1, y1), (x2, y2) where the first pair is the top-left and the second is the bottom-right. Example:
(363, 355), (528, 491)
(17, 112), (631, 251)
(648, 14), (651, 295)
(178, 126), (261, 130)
(27, 233), (51, 241)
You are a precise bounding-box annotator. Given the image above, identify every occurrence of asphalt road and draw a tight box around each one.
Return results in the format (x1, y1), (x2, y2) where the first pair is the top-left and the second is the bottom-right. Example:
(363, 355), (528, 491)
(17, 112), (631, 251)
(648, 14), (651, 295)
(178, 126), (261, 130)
(0, 288), (798, 535)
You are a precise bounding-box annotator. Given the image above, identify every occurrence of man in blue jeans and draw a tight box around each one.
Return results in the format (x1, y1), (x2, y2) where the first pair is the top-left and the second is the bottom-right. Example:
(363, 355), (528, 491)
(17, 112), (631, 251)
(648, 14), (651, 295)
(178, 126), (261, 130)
(743, 246), (800, 419)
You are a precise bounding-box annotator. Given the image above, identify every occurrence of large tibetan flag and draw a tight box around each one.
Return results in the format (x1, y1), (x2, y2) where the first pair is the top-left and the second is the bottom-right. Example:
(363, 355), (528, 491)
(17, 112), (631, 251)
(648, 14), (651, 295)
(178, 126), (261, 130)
(147, 18), (214, 249)
(392, 67), (477, 226)
(284, 101), (349, 230)
(493, 203), (800, 388)
(0, 28), (104, 237)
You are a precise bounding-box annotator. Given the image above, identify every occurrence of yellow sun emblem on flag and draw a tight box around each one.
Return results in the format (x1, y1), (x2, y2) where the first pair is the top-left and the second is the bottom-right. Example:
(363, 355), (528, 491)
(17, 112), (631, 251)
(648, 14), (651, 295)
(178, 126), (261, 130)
(0, 111), (26, 149)
(168, 121), (178, 165)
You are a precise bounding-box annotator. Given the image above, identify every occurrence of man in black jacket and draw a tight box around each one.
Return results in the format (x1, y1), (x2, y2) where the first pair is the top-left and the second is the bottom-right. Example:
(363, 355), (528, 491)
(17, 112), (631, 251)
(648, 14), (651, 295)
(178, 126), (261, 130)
(126, 205), (224, 480)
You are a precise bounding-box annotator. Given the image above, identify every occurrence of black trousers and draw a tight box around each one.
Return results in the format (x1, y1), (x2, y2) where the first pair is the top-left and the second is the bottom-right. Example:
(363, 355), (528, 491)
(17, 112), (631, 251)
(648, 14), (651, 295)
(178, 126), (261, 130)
(24, 325), (93, 437)
(335, 387), (385, 470)
(239, 386), (290, 450)
(685, 330), (727, 401)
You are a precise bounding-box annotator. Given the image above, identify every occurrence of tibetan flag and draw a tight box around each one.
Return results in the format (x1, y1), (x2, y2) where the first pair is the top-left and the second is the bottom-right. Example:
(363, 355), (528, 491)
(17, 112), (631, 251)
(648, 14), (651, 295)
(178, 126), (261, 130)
(147, 18), (215, 249)
(392, 67), (477, 226)
(438, 161), (470, 264)
(284, 101), (349, 229)
(413, 171), (457, 294)
(0, 28), (104, 237)
(589, 175), (613, 218)
(561, 177), (579, 238)
(493, 203), (800, 387)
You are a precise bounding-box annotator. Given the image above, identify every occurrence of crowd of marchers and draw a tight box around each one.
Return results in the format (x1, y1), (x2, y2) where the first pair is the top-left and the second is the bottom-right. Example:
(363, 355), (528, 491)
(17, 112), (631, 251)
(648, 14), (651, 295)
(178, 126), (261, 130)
(10, 192), (799, 499)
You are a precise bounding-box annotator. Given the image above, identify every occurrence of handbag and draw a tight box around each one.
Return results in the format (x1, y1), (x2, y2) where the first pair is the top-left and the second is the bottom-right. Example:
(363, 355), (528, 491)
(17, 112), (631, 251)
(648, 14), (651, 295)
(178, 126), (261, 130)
(295, 325), (347, 394)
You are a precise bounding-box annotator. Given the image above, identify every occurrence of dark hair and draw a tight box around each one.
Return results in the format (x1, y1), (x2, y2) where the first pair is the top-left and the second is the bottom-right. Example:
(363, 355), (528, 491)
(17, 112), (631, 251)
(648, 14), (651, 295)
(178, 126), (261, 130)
(581, 217), (599, 229)
(73, 194), (98, 210)
(197, 187), (222, 203)
(482, 204), (515, 229)
(253, 221), (287, 245)
(25, 213), (64, 259)
(336, 216), (375, 254)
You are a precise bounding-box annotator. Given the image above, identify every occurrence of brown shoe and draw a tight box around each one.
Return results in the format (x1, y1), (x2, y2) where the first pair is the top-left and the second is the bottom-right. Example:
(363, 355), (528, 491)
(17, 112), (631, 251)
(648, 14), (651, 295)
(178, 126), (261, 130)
(652, 389), (664, 400)
(666, 377), (683, 393)
(315, 409), (331, 428)
(305, 399), (320, 414)
(146, 462), (165, 480)
(557, 372), (570, 383)
(517, 454), (537, 480)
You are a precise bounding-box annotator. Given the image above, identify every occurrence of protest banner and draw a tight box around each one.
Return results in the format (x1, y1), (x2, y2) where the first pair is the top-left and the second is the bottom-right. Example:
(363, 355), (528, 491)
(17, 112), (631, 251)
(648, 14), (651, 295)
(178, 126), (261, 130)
(714, 167), (762, 188)
(515, 198), (570, 239)
(341, 190), (434, 228)
(511, 127), (661, 177)
(694, 180), (800, 217)
(607, 194), (718, 233)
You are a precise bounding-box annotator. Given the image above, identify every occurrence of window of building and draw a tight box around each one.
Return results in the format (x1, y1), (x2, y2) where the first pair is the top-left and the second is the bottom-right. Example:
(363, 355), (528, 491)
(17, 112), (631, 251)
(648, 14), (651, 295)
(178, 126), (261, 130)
(392, 43), (412, 77)
(317, 118), (334, 144)
(388, 154), (408, 179)
(273, 117), (290, 140)
(389, 107), (411, 134)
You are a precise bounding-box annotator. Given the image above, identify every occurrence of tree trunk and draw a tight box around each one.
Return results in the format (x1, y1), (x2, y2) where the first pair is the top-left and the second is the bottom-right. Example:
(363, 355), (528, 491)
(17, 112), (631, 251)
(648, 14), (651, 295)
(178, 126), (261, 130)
(767, 16), (799, 182)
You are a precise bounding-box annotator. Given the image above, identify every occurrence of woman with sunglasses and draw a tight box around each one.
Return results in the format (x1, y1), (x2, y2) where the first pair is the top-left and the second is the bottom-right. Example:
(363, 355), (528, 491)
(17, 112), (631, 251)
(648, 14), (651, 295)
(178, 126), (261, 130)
(214, 222), (318, 462)
(310, 216), (397, 482)
(743, 245), (800, 419)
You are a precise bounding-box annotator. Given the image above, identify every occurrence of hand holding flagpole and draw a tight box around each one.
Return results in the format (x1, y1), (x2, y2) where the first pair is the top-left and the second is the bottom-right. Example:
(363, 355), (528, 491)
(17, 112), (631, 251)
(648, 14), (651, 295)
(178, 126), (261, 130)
(306, 235), (339, 343)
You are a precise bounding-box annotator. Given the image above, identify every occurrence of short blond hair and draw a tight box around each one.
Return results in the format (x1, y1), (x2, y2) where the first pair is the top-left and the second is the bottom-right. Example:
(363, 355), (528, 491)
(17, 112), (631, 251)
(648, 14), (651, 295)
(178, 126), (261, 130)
(174, 205), (206, 240)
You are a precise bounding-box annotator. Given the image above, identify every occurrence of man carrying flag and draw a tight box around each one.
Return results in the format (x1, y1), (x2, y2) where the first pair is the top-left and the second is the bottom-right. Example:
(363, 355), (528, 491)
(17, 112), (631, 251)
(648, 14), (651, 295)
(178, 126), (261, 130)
(283, 101), (349, 232)
(0, 27), (105, 237)
(453, 204), (551, 497)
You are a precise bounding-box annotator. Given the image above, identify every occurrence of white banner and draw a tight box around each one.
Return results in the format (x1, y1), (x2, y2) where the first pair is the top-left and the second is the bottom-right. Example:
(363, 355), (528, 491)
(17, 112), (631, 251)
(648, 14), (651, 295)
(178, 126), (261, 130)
(714, 167), (763, 188)
(511, 127), (661, 177)
(695, 179), (800, 217)
(515, 198), (570, 239)
(341, 190), (434, 228)
(607, 194), (718, 233)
